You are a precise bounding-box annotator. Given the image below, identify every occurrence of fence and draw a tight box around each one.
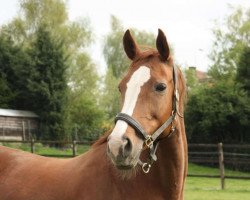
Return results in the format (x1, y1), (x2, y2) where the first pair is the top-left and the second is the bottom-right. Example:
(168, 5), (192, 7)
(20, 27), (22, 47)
(1, 140), (250, 189)
(188, 143), (250, 189)
(0, 139), (92, 157)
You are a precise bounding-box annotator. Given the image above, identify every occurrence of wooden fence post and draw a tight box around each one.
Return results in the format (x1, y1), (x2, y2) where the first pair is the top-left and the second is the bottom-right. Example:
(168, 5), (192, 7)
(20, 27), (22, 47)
(22, 121), (26, 141)
(2, 126), (5, 140)
(72, 140), (77, 157)
(28, 120), (31, 140)
(218, 142), (225, 190)
(31, 139), (35, 153)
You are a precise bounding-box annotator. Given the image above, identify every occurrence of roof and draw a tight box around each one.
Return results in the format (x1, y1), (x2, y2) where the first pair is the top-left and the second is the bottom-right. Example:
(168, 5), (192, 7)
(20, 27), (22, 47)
(188, 66), (209, 82)
(0, 108), (39, 118)
(196, 70), (208, 81)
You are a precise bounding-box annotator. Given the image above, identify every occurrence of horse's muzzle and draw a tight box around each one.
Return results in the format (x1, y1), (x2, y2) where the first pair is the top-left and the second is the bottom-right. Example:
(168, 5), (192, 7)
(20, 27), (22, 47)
(107, 136), (137, 170)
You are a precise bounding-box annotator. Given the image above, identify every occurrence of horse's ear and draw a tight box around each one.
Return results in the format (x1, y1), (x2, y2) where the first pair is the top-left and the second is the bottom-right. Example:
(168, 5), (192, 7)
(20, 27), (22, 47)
(123, 30), (140, 60)
(156, 29), (170, 61)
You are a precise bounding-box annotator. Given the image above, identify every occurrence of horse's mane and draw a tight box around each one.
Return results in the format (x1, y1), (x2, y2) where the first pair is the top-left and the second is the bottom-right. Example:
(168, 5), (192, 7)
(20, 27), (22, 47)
(177, 66), (187, 115)
(92, 130), (111, 148)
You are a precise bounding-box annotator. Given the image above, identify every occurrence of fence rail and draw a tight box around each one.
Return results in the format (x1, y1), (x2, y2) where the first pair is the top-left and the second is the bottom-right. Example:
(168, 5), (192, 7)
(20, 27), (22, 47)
(1, 140), (250, 189)
(0, 139), (92, 157)
(188, 142), (250, 190)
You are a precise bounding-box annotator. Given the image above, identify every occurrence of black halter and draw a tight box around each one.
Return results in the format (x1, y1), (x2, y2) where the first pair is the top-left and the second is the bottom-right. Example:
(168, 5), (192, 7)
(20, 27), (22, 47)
(115, 64), (181, 173)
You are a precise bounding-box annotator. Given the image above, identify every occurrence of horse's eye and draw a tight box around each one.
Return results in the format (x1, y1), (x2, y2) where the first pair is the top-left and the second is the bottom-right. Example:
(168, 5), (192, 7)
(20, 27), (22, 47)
(155, 83), (166, 92)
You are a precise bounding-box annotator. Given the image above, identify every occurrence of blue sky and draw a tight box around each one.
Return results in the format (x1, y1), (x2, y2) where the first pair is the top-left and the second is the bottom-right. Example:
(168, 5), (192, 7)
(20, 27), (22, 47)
(1, 0), (250, 73)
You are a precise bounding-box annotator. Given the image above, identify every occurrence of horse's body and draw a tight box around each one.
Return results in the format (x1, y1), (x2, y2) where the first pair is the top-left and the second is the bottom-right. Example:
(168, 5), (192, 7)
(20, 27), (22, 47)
(0, 29), (187, 200)
(0, 133), (186, 199)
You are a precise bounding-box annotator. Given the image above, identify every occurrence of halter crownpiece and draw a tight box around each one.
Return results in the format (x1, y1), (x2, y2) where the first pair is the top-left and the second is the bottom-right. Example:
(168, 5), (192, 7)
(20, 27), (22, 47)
(114, 64), (182, 173)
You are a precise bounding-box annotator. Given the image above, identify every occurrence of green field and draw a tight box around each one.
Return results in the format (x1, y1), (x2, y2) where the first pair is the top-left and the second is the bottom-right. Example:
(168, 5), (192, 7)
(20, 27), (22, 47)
(1, 143), (250, 199)
(185, 177), (250, 200)
(185, 163), (250, 200)
(1, 142), (90, 156)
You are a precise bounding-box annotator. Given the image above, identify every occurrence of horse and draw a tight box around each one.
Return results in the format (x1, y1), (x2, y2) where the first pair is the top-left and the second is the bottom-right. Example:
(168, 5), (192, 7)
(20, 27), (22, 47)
(0, 29), (187, 200)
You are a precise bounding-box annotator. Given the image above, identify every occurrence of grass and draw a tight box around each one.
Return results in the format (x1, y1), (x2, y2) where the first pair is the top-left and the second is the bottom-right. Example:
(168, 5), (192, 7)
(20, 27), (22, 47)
(185, 163), (250, 200)
(1, 142), (250, 199)
(188, 163), (250, 177)
(1, 142), (90, 156)
(185, 177), (250, 200)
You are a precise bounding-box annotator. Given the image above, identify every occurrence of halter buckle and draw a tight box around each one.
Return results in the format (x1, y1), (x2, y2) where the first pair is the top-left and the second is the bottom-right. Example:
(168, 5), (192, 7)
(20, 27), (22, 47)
(145, 136), (153, 148)
(142, 163), (151, 173)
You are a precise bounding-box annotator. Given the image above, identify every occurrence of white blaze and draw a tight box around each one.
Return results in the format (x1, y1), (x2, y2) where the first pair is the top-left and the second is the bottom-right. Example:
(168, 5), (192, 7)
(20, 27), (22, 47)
(110, 66), (151, 138)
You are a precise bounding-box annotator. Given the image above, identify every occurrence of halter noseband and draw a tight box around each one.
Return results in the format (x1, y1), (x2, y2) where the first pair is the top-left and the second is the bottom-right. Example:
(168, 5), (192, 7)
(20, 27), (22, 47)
(114, 64), (181, 173)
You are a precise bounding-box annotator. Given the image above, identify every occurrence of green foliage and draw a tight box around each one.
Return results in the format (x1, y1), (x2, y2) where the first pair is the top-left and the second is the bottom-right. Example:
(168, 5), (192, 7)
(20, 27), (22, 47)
(236, 45), (250, 95)
(0, 0), (102, 141)
(2, 0), (92, 49)
(66, 49), (104, 140)
(0, 37), (17, 108)
(185, 82), (250, 143)
(100, 67), (121, 124)
(0, 34), (33, 109)
(185, 6), (250, 144)
(67, 52), (105, 139)
(20, 0), (68, 30)
(184, 67), (199, 90)
(68, 95), (105, 140)
(0, 77), (12, 108)
(103, 16), (130, 79)
(209, 6), (250, 81)
(29, 25), (68, 140)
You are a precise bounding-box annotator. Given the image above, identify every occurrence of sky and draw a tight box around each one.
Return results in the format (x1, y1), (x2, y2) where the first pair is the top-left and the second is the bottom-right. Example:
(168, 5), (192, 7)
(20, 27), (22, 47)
(1, 0), (250, 73)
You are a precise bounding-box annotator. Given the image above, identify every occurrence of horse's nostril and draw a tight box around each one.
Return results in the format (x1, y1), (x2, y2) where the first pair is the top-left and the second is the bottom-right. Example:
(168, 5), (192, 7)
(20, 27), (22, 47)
(122, 136), (132, 158)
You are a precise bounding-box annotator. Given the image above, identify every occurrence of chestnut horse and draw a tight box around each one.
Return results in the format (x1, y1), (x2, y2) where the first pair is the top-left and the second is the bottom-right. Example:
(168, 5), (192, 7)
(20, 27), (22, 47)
(0, 29), (187, 200)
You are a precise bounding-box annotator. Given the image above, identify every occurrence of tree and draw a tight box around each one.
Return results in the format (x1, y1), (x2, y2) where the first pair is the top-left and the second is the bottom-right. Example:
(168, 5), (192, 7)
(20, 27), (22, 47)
(0, 0), (103, 140)
(67, 53), (105, 140)
(185, 82), (250, 143)
(1, 0), (92, 51)
(236, 45), (250, 95)
(29, 25), (68, 140)
(0, 34), (32, 109)
(184, 67), (199, 90)
(208, 6), (250, 81)
(0, 36), (18, 108)
(103, 16), (130, 79)
(185, 6), (250, 144)
(101, 67), (120, 124)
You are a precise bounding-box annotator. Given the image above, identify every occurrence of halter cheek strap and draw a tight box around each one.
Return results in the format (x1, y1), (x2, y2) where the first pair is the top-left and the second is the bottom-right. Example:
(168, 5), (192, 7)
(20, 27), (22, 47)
(115, 112), (176, 173)
(114, 64), (182, 173)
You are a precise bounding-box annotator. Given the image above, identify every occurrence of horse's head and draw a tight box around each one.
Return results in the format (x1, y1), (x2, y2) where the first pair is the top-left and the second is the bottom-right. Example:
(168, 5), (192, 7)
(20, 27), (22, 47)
(107, 29), (177, 172)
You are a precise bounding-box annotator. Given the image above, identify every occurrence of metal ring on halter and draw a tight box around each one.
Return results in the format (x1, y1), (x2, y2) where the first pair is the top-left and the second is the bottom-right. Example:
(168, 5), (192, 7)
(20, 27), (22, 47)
(142, 163), (151, 173)
(145, 135), (154, 148)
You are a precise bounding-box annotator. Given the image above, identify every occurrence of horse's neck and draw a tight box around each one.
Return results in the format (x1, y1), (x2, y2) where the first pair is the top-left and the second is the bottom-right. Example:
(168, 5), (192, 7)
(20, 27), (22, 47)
(76, 120), (187, 199)
(154, 119), (187, 199)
